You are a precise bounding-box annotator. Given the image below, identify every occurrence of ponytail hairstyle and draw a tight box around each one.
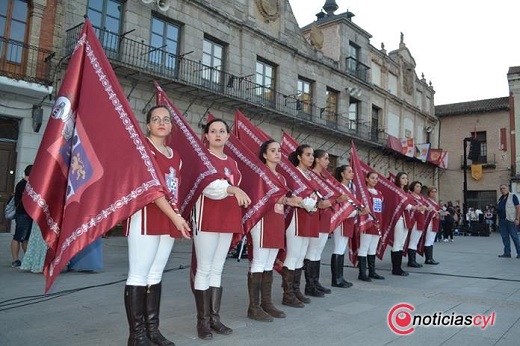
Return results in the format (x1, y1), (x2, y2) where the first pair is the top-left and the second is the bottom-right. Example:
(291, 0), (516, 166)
(288, 144), (312, 167)
(334, 164), (350, 182)
(311, 149), (327, 169)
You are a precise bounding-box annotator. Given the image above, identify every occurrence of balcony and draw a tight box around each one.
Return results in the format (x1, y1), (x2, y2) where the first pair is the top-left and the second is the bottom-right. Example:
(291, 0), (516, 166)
(460, 154), (497, 169)
(346, 57), (369, 83)
(0, 36), (54, 85)
(64, 24), (387, 147)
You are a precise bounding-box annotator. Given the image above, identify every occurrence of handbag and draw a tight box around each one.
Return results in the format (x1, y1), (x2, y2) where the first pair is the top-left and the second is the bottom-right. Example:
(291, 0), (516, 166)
(4, 196), (16, 220)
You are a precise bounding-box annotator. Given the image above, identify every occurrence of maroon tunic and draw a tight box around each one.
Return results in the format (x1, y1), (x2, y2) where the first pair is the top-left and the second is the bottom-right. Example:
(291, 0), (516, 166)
(294, 169), (320, 238)
(364, 188), (383, 236)
(125, 140), (182, 237)
(256, 174), (286, 248)
(197, 155), (243, 234)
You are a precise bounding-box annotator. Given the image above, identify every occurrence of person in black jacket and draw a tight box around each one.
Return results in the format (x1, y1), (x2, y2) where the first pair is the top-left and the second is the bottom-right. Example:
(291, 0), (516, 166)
(10, 165), (33, 267)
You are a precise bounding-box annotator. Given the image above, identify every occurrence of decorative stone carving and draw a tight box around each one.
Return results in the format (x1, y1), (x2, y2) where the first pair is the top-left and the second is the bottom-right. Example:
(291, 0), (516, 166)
(255, 0), (280, 22)
(403, 61), (414, 95)
(309, 25), (324, 50)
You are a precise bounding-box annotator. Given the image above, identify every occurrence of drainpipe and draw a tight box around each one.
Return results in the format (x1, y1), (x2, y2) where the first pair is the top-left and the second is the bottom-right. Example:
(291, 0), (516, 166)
(509, 92), (516, 178)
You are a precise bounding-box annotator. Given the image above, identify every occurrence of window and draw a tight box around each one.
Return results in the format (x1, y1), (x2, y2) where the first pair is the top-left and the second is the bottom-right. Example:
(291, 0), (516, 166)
(347, 42), (360, 74)
(416, 90), (423, 109)
(471, 131), (488, 163)
(149, 15), (180, 71)
(256, 58), (275, 102)
(348, 98), (359, 130)
(371, 62), (381, 87)
(297, 78), (312, 114)
(467, 190), (496, 211)
(202, 37), (224, 85)
(388, 73), (398, 95)
(0, 0), (29, 64)
(324, 88), (338, 122)
(87, 0), (122, 52)
(371, 106), (380, 141)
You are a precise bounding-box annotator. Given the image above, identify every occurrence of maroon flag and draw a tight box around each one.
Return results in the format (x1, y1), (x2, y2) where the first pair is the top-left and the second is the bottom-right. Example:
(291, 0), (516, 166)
(155, 83), (225, 219)
(207, 113), (288, 236)
(234, 110), (310, 200)
(23, 20), (168, 291)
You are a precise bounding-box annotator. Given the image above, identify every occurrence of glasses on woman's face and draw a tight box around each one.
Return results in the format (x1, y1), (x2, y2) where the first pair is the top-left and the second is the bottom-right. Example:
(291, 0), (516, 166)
(150, 116), (172, 124)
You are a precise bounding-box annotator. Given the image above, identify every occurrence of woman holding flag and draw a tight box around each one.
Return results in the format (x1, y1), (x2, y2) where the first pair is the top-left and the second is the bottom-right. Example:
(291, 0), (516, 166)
(423, 187), (441, 265)
(281, 144), (321, 307)
(124, 105), (191, 346)
(407, 181), (428, 268)
(192, 118), (251, 340)
(303, 149), (335, 297)
(330, 164), (366, 287)
(358, 171), (385, 281)
(246, 140), (302, 322)
(390, 172), (413, 276)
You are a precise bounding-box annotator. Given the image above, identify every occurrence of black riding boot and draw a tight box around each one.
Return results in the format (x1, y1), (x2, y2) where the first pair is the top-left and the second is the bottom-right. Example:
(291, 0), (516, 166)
(357, 256), (371, 282)
(145, 283), (175, 346)
(124, 285), (152, 346)
(424, 246), (439, 265)
(313, 260), (331, 294)
(391, 251), (409, 276)
(367, 255), (385, 280)
(304, 259), (324, 297)
(407, 249), (423, 268)
(331, 254), (353, 288)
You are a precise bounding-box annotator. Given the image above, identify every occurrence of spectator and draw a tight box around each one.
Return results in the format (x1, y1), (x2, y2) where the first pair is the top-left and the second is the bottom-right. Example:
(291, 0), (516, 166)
(10, 164), (33, 268)
(496, 184), (520, 258)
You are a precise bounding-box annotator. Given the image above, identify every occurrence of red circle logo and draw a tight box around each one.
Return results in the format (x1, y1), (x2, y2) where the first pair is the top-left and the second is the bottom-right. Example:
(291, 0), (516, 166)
(387, 303), (415, 335)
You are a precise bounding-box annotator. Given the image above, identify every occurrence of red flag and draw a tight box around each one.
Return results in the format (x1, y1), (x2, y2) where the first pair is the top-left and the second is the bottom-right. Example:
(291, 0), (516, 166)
(23, 20), (168, 291)
(280, 131), (299, 154)
(207, 113), (288, 237)
(155, 83), (225, 219)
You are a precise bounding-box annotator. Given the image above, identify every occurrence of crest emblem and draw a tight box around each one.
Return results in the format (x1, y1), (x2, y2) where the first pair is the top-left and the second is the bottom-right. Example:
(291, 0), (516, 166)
(255, 0), (280, 22)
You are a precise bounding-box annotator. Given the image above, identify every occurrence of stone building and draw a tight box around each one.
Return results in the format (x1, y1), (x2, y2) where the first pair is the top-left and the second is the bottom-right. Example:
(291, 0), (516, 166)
(436, 98), (511, 208)
(0, 0), (440, 229)
(0, 0), (58, 232)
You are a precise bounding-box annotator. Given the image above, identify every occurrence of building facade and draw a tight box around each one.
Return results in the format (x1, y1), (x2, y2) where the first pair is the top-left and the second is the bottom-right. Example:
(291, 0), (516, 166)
(436, 98), (511, 208)
(1, 0), (441, 230)
(0, 0), (58, 231)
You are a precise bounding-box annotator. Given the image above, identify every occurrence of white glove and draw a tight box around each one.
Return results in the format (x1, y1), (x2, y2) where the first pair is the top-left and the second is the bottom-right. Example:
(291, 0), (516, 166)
(301, 197), (317, 213)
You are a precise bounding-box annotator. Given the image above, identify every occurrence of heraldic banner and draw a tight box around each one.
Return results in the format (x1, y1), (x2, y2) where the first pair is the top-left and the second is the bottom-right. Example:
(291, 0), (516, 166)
(23, 19), (168, 291)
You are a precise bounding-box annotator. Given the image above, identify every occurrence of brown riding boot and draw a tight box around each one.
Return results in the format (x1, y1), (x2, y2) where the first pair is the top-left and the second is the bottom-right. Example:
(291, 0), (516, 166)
(260, 270), (286, 318)
(281, 267), (304, 308)
(247, 272), (273, 322)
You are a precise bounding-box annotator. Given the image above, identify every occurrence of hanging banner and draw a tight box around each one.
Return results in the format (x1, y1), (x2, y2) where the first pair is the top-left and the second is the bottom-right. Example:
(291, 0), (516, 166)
(471, 164), (483, 180)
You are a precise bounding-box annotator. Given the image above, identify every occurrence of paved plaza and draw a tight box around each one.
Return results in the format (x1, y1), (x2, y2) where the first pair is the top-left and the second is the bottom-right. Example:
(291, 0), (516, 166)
(1, 231), (519, 346)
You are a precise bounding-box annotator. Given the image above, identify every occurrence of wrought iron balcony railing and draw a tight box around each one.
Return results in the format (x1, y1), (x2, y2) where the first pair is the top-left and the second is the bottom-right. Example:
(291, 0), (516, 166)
(0, 36), (54, 85)
(65, 24), (387, 146)
(346, 57), (369, 83)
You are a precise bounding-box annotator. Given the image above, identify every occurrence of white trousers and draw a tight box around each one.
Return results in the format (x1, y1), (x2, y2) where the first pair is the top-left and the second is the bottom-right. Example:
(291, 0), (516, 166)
(392, 217), (409, 252)
(284, 216), (308, 270)
(305, 232), (329, 261)
(193, 230), (233, 290)
(126, 211), (175, 286)
(424, 223), (437, 246)
(358, 233), (379, 256)
(332, 225), (349, 255)
(250, 222), (278, 273)
(408, 228), (423, 250)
